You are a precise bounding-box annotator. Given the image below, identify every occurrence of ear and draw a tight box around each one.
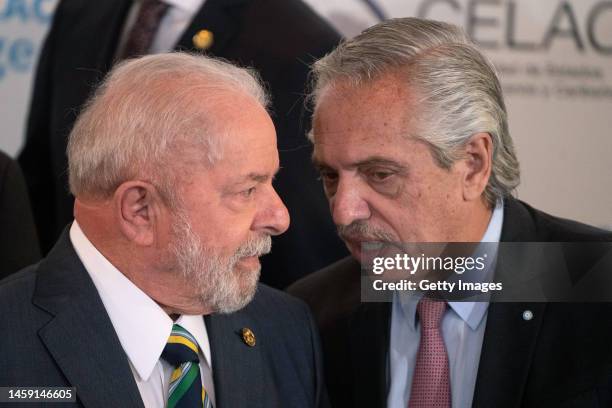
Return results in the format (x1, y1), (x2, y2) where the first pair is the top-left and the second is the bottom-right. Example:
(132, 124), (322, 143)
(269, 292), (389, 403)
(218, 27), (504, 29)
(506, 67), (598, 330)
(113, 181), (166, 246)
(460, 132), (493, 202)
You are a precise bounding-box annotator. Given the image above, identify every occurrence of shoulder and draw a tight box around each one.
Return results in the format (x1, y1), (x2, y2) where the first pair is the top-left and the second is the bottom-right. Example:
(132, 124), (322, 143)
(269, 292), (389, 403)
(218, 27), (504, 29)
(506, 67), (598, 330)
(288, 256), (361, 330)
(0, 264), (38, 308)
(530, 209), (611, 242)
(245, 284), (314, 331)
(503, 199), (612, 242)
(0, 264), (49, 337)
(245, 0), (337, 32)
(237, 0), (341, 55)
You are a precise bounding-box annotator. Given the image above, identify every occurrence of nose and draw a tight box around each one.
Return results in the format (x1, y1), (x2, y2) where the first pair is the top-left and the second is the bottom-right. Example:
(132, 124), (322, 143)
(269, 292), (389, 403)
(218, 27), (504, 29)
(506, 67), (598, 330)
(330, 179), (370, 227)
(253, 185), (290, 236)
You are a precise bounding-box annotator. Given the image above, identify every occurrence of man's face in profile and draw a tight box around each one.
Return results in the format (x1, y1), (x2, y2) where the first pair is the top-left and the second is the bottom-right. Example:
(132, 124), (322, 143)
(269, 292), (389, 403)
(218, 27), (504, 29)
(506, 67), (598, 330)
(312, 73), (468, 261)
(161, 94), (290, 313)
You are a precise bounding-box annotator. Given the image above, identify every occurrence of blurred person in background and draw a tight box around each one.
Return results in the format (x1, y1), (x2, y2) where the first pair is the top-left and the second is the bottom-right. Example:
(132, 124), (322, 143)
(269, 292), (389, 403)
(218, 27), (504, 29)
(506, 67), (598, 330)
(0, 149), (40, 278)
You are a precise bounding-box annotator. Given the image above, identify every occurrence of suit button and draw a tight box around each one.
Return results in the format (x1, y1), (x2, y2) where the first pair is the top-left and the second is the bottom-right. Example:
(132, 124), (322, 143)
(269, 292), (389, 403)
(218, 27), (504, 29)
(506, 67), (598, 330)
(522, 310), (533, 321)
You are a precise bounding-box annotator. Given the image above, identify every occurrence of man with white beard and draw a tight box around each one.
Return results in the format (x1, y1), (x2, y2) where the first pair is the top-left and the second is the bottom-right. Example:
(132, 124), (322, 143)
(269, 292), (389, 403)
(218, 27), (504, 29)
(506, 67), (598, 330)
(0, 53), (328, 408)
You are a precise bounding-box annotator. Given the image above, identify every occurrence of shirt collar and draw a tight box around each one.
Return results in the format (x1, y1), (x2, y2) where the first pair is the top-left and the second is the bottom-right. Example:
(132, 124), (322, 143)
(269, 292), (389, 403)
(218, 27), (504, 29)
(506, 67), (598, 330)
(398, 199), (504, 331)
(69, 222), (212, 381)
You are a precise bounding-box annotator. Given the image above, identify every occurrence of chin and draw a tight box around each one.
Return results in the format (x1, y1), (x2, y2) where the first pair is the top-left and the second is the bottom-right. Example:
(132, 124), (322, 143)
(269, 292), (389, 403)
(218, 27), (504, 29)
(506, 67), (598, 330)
(210, 266), (260, 314)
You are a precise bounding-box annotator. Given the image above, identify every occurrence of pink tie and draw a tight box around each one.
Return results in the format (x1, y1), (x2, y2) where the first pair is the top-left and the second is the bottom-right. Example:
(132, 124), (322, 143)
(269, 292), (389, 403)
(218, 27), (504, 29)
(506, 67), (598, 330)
(408, 298), (451, 408)
(119, 0), (170, 60)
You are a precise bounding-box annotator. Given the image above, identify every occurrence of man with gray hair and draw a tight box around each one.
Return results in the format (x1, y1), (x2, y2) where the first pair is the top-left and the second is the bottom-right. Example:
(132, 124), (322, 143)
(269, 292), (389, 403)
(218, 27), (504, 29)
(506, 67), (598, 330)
(289, 17), (612, 407)
(0, 53), (327, 408)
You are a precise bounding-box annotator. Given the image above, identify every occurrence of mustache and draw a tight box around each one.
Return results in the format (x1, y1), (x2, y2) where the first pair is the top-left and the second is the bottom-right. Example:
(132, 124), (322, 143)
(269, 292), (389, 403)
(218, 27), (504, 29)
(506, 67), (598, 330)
(235, 234), (272, 258)
(337, 222), (395, 243)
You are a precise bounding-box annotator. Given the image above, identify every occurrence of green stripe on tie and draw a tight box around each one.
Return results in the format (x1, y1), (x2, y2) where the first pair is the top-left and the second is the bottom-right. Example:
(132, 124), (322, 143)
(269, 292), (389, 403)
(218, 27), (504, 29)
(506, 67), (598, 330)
(167, 363), (199, 408)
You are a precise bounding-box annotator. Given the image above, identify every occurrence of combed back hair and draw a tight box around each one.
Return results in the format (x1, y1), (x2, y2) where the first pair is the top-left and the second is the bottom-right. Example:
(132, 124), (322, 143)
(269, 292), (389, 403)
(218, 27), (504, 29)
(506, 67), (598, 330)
(68, 52), (269, 205)
(309, 17), (520, 207)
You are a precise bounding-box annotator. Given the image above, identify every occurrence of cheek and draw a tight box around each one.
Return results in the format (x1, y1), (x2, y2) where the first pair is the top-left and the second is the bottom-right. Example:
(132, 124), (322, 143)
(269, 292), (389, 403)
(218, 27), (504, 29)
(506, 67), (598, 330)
(382, 175), (462, 240)
(206, 214), (257, 249)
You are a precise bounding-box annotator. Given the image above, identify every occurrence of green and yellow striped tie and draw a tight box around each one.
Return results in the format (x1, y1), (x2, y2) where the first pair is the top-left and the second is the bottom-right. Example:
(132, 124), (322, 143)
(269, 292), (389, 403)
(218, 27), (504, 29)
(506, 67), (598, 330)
(162, 324), (213, 408)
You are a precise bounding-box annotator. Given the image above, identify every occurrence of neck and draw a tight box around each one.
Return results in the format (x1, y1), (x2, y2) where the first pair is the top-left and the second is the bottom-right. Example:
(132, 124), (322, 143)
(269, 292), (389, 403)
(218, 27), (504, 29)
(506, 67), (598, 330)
(74, 198), (214, 316)
(455, 198), (493, 242)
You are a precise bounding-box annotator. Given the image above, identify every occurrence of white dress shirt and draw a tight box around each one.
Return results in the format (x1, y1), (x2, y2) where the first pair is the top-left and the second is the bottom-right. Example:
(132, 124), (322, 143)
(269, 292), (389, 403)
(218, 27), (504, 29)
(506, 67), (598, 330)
(115, 0), (206, 58)
(387, 200), (504, 408)
(70, 222), (215, 408)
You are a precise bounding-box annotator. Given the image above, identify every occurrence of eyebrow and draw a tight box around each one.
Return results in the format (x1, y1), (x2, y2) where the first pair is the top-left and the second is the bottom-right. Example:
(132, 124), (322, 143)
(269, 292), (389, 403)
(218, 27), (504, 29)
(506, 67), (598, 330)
(239, 167), (281, 183)
(312, 156), (407, 171)
(244, 173), (270, 183)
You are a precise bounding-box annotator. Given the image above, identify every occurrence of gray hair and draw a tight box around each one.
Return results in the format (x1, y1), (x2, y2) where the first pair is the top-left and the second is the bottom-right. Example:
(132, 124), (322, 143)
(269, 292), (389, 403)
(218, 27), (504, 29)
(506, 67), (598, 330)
(310, 17), (520, 207)
(68, 52), (269, 205)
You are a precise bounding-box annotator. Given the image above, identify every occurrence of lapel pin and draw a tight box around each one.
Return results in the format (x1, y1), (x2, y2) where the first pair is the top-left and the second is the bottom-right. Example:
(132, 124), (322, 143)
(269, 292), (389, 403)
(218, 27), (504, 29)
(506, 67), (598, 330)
(193, 29), (214, 50)
(241, 328), (256, 347)
(522, 310), (533, 321)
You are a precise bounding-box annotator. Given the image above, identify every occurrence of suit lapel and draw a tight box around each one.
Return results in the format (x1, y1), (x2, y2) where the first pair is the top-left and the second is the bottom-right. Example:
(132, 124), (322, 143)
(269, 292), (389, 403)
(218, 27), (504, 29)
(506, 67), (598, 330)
(205, 312), (264, 408)
(472, 198), (545, 407)
(174, 0), (250, 55)
(99, 0), (132, 67)
(472, 302), (546, 407)
(71, 0), (132, 70)
(32, 231), (144, 408)
(349, 302), (391, 407)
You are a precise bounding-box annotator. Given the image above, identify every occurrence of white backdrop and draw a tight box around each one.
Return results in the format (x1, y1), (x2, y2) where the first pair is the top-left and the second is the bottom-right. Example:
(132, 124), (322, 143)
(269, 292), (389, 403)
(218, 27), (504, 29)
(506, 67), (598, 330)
(0, 0), (610, 229)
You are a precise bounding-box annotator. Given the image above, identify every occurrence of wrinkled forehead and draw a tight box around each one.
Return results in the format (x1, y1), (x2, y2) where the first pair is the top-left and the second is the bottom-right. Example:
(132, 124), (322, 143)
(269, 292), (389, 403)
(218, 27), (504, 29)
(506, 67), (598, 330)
(311, 75), (422, 155)
(315, 72), (420, 120)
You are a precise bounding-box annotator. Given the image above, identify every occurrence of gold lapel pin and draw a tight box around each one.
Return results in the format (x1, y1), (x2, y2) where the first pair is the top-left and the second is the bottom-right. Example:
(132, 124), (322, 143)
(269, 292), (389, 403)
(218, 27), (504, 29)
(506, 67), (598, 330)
(193, 29), (214, 50)
(241, 327), (256, 347)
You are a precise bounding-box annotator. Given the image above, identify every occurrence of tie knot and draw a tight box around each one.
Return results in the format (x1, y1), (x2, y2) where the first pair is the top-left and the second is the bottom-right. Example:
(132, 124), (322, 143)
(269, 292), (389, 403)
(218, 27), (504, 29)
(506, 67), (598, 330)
(417, 298), (447, 329)
(162, 324), (200, 366)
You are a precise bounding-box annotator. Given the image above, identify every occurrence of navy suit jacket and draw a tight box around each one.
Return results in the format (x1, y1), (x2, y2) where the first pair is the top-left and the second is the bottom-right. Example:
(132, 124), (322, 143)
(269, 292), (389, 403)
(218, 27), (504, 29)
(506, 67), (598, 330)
(289, 199), (612, 407)
(0, 231), (328, 408)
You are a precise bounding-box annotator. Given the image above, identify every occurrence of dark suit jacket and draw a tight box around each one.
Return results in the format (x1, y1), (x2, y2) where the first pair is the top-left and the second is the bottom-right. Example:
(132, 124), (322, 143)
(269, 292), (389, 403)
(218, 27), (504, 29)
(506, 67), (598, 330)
(0, 150), (41, 279)
(288, 198), (612, 407)
(0, 230), (328, 407)
(19, 0), (347, 288)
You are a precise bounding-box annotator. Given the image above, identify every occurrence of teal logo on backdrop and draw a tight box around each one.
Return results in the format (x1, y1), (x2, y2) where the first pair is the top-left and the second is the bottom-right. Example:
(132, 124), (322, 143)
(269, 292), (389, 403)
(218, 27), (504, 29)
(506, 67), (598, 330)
(0, 0), (55, 80)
